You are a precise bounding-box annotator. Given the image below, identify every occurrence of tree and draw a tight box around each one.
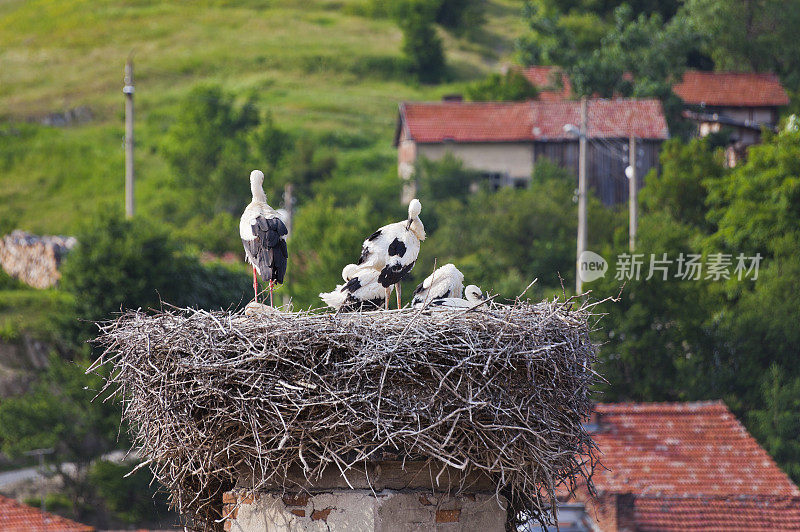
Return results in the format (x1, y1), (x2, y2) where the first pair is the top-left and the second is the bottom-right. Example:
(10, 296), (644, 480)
(0, 356), (121, 522)
(683, 0), (800, 90)
(161, 85), (289, 214)
(465, 70), (539, 102)
(640, 137), (727, 229)
(89, 460), (174, 526)
(434, 0), (485, 35)
(589, 213), (721, 401)
(516, 2), (607, 68)
(397, 0), (446, 83)
(748, 365), (800, 482)
(60, 211), (250, 343)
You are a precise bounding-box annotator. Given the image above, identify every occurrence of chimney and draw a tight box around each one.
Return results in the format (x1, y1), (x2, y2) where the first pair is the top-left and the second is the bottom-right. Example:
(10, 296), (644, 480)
(616, 493), (637, 532)
(442, 94), (463, 102)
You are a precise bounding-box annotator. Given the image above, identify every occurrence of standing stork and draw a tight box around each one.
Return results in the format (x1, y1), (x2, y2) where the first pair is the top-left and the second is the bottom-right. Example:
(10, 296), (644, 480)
(357, 199), (425, 309)
(319, 264), (393, 312)
(239, 170), (288, 306)
(410, 263), (465, 307)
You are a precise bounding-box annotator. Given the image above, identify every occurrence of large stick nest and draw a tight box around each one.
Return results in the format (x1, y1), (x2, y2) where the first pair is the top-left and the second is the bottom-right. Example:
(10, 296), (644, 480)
(91, 298), (600, 531)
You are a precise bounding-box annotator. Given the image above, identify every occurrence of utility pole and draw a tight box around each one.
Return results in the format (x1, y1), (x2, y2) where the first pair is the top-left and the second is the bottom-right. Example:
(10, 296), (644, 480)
(576, 96), (588, 294)
(123, 55), (135, 219)
(283, 182), (294, 236)
(628, 135), (638, 252)
(282, 183), (294, 308)
(24, 448), (54, 517)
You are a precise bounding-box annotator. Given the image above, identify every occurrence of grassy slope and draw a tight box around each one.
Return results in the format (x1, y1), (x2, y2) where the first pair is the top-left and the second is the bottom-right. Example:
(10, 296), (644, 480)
(0, 0), (526, 234)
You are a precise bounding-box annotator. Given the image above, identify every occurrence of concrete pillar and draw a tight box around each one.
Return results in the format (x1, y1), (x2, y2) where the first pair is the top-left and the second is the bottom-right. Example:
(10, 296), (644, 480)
(224, 461), (507, 532)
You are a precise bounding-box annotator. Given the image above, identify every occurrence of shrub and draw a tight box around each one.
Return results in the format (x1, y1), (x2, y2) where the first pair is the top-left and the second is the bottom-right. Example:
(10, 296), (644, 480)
(465, 70), (539, 101)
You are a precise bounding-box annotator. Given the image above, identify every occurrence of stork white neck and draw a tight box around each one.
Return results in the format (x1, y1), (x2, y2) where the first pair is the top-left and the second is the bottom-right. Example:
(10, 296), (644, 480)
(250, 170), (267, 204)
(406, 198), (425, 241)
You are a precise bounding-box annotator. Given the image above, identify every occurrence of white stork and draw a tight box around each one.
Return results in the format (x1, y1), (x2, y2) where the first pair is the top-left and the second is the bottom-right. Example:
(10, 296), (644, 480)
(427, 284), (486, 309)
(239, 170), (288, 306)
(357, 199), (425, 309)
(319, 264), (393, 311)
(410, 263), (465, 307)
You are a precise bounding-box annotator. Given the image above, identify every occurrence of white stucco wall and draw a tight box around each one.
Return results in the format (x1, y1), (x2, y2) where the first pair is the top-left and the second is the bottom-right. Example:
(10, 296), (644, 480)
(416, 143), (534, 180)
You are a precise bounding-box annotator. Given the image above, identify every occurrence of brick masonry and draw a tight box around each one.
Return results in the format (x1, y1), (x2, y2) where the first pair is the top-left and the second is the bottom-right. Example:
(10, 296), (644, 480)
(224, 489), (506, 532)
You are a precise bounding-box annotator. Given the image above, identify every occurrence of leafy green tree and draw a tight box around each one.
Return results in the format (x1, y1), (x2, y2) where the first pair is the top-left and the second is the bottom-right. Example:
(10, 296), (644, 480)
(161, 85), (289, 214)
(397, 0), (446, 83)
(590, 213), (721, 401)
(416, 154), (481, 207)
(706, 129), (800, 257)
(419, 160), (619, 298)
(274, 135), (337, 203)
(0, 356), (121, 521)
(552, 0), (681, 20)
(748, 366), (800, 482)
(60, 211), (250, 343)
(641, 137), (727, 229)
(465, 70), (539, 102)
(434, 0), (485, 35)
(89, 460), (174, 526)
(516, 2), (607, 67)
(684, 0), (800, 89)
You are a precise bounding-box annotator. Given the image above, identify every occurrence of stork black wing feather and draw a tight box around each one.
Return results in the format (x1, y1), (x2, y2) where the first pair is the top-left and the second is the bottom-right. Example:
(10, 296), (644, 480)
(412, 281), (425, 296)
(357, 245), (370, 266)
(343, 277), (362, 293)
(247, 215), (288, 283)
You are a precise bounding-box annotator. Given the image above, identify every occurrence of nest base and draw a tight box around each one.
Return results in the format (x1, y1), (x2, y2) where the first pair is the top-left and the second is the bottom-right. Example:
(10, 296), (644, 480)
(223, 486), (506, 532)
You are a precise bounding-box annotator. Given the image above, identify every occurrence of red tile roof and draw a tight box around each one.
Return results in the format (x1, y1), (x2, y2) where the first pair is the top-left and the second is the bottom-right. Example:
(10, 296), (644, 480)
(592, 401), (799, 497)
(672, 71), (789, 107)
(397, 99), (668, 145)
(520, 66), (790, 108)
(0, 494), (94, 531)
(588, 401), (800, 530)
(634, 496), (800, 532)
(521, 66), (573, 101)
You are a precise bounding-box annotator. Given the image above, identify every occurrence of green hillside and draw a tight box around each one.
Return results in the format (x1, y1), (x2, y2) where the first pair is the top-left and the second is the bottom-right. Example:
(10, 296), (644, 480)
(0, 0), (525, 234)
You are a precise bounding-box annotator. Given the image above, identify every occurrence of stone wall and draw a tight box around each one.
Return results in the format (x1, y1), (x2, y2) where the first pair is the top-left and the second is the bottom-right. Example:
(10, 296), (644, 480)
(0, 231), (76, 289)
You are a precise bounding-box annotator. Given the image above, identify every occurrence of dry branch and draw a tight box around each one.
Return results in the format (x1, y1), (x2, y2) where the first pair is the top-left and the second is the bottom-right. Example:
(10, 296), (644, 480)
(91, 298), (599, 531)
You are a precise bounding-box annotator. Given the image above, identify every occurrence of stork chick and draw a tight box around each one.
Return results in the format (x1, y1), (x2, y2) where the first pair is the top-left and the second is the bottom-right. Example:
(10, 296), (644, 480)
(411, 263), (465, 307)
(319, 264), (393, 312)
(428, 285), (486, 309)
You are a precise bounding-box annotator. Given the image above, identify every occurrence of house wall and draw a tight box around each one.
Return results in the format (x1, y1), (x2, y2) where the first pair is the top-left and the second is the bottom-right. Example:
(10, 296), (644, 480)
(710, 106), (777, 125)
(416, 142), (535, 181)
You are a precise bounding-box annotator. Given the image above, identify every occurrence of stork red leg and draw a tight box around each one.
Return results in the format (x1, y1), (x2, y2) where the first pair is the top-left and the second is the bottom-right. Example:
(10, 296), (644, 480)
(269, 280), (274, 307)
(252, 267), (258, 303)
(396, 283), (402, 309)
(385, 286), (391, 311)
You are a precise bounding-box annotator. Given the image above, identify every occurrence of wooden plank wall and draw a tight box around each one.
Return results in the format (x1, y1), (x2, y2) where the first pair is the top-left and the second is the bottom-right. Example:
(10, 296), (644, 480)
(533, 140), (662, 205)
